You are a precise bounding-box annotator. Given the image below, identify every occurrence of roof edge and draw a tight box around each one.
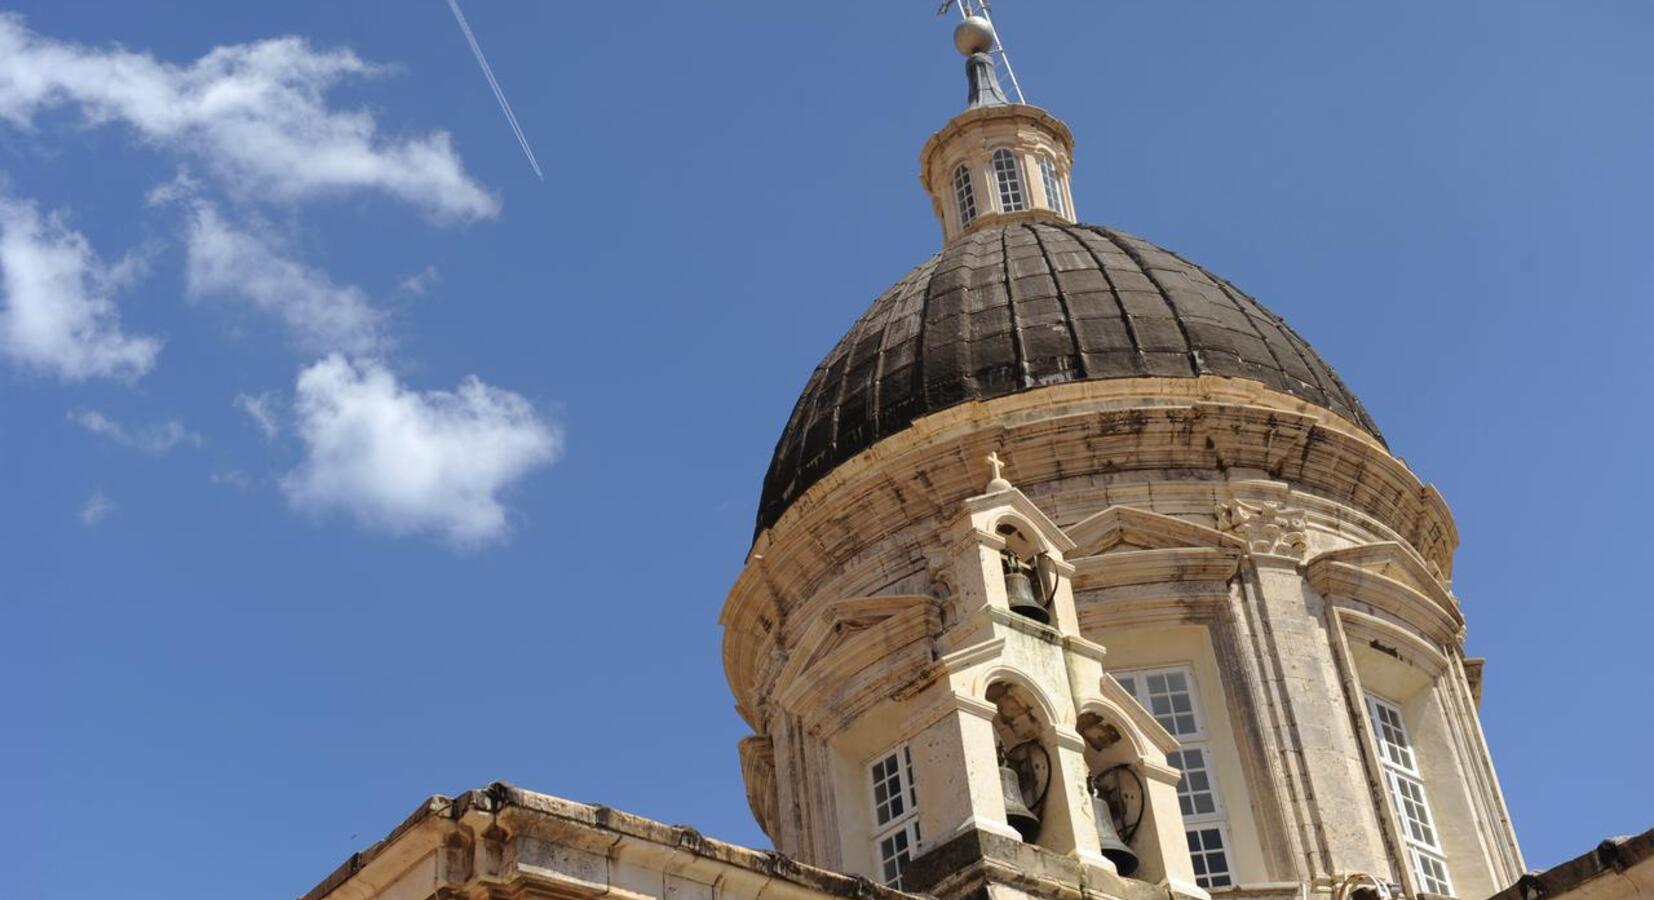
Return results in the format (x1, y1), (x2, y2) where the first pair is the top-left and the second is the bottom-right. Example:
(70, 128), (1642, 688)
(299, 782), (919, 900)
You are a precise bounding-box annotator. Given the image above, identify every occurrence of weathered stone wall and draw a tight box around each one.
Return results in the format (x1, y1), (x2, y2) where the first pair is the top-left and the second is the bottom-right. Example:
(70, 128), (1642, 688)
(722, 379), (1522, 899)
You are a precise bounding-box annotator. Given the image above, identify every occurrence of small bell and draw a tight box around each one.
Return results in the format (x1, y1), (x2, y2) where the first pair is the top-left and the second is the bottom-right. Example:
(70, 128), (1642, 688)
(1091, 782), (1140, 876)
(999, 762), (1042, 842)
(1001, 551), (1049, 624)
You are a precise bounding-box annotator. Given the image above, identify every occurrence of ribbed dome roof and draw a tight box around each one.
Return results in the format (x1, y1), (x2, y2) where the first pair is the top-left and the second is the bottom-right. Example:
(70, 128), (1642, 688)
(756, 221), (1381, 534)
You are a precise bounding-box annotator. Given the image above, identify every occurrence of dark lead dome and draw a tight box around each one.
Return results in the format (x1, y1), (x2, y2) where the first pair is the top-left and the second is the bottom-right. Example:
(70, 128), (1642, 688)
(756, 221), (1381, 535)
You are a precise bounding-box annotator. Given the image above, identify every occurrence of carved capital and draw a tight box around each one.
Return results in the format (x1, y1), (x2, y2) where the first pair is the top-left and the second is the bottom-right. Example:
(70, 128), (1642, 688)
(1216, 498), (1308, 558)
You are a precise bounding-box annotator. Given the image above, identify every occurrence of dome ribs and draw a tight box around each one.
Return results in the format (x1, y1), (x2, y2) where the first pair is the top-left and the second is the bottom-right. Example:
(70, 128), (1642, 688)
(1160, 243), (1355, 426)
(1195, 268), (1382, 441)
(1132, 232), (1305, 402)
(995, 226), (1031, 395)
(1021, 223), (1089, 381)
(1085, 227), (1203, 378)
(920, 231), (986, 410)
(753, 222), (1386, 536)
(1049, 221), (1150, 377)
(869, 259), (936, 454)
(832, 267), (904, 462)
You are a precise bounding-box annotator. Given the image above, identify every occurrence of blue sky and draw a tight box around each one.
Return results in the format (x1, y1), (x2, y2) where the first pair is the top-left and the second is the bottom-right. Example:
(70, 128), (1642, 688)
(1, 2), (1649, 897)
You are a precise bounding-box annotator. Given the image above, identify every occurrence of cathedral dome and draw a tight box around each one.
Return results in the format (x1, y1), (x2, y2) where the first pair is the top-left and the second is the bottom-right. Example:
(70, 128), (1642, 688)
(756, 220), (1382, 534)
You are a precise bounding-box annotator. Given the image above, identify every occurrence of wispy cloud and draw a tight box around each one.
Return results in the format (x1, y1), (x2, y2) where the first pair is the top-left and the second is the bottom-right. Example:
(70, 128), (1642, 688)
(80, 489), (115, 526)
(210, 469), (253, 491)
(0, 14), (498, 221)
(235, 391), (282, 439)
(282, 355), (560, 546)
(182, 202), (386, 355)
(70, 408), (202, 454)
(0, 193), (160, 381)
(397, 265), (440, 297)
(445, 0), (543, 181)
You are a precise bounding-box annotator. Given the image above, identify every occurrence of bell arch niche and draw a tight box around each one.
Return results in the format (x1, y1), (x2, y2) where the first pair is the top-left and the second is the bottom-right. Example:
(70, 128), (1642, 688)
(941, 475), (1080, 646)
(1075, 680), (1208, 896)
(985, 676), (1084, 857)
(993, 515), (1061, 626)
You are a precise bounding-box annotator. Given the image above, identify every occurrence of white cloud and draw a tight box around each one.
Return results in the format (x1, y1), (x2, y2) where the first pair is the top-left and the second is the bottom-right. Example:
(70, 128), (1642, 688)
(397, 264), (440, 297)
(184, 203), (385, 354)
(282, 355), (560, 546)
(70, 408), (202, 454)
(210, 469), (253, 490)
(0, 15), (498, 221)
(80, 489), (115, 525)
(235, 391), (281, 439)
(0, 194), (160, 380)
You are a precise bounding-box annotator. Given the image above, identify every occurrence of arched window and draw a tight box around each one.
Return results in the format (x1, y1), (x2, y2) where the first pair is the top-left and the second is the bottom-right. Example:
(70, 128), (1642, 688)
(992, 148), (1027, 212)
(1038, 155), (1067, 216)
(953, 164), (978, 227)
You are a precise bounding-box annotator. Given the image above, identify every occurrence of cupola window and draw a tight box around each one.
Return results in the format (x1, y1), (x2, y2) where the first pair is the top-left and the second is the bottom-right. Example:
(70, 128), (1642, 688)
(1366, 694), (1453, 896)
(1038, 154), (1067, 216)
(1117, 667), (1234, 889)
(953, 164), (978, 227)
(992, 148), (1027, 212)
(869, 744), (921, 887)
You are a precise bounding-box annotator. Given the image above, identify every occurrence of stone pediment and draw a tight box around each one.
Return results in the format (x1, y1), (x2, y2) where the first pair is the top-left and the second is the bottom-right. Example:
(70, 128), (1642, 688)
(960, 485), (1078, 554)
(1306, 543), (1463, 643)
(774, 595), (938, 727)
(1067, 505), (1246, 558)
(1306, 542), (1455, 612)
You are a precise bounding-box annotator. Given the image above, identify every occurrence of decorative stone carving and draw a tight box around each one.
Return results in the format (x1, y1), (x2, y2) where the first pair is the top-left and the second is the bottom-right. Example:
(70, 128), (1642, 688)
(925, 550), (956, 601)
(1216, 498), (1309, 558)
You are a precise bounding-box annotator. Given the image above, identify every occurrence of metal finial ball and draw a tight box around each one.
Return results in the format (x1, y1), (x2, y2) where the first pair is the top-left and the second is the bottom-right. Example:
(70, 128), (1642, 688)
(954, 16), (997, 56)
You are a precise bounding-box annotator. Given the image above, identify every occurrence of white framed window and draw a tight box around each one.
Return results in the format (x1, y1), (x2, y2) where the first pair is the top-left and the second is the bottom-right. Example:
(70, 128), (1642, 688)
(1116, 666), (1232, 889)
(953, 164), (978, 227)
(1038, 154), (1066, 216)
(991, 148), (1027, 212)
(1411, 848), (1453, 895)
(1167, 746), (1223, 819)
(1186, 825), (1234, 890)
(1366, 693), (1453, 896)
(869, 744), (922, 887)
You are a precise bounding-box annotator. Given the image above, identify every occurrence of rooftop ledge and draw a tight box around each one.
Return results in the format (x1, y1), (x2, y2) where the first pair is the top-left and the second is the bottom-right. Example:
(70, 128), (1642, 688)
(300, 782), (918, 900)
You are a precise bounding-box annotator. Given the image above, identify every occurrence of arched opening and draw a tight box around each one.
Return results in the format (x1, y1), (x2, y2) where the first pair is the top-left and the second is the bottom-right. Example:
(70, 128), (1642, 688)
(995, 519), (1056, 625)
(1078, 709), (1147, 877)
(1038, 154), (1067, 216)
(986, 678), (1072, 854)
(991, 148), (1027, 212)
(953, 164), (978, 227)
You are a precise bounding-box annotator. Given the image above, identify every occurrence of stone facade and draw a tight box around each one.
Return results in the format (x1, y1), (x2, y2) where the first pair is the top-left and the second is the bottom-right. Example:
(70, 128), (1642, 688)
(722, 377), (1522, 900)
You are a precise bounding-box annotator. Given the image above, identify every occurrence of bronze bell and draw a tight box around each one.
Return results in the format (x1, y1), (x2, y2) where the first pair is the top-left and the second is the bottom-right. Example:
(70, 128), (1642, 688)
(1001, 551), (1050, 624)
(1090, 784), (1140, 876)
(999, 762), (1042, 842)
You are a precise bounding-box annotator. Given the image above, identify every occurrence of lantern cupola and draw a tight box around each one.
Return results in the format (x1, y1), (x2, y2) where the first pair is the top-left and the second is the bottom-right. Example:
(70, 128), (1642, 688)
(921, 16), (1076, 243)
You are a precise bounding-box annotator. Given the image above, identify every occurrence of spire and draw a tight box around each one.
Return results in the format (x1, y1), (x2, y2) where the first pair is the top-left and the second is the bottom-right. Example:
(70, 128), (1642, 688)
(964, 53), (1009, 109)
(955, 16), (1009, 109)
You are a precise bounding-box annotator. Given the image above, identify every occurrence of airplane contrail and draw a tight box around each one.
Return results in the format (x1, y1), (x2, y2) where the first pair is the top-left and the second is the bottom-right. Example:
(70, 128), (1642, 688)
(445, 0), (544, 181)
